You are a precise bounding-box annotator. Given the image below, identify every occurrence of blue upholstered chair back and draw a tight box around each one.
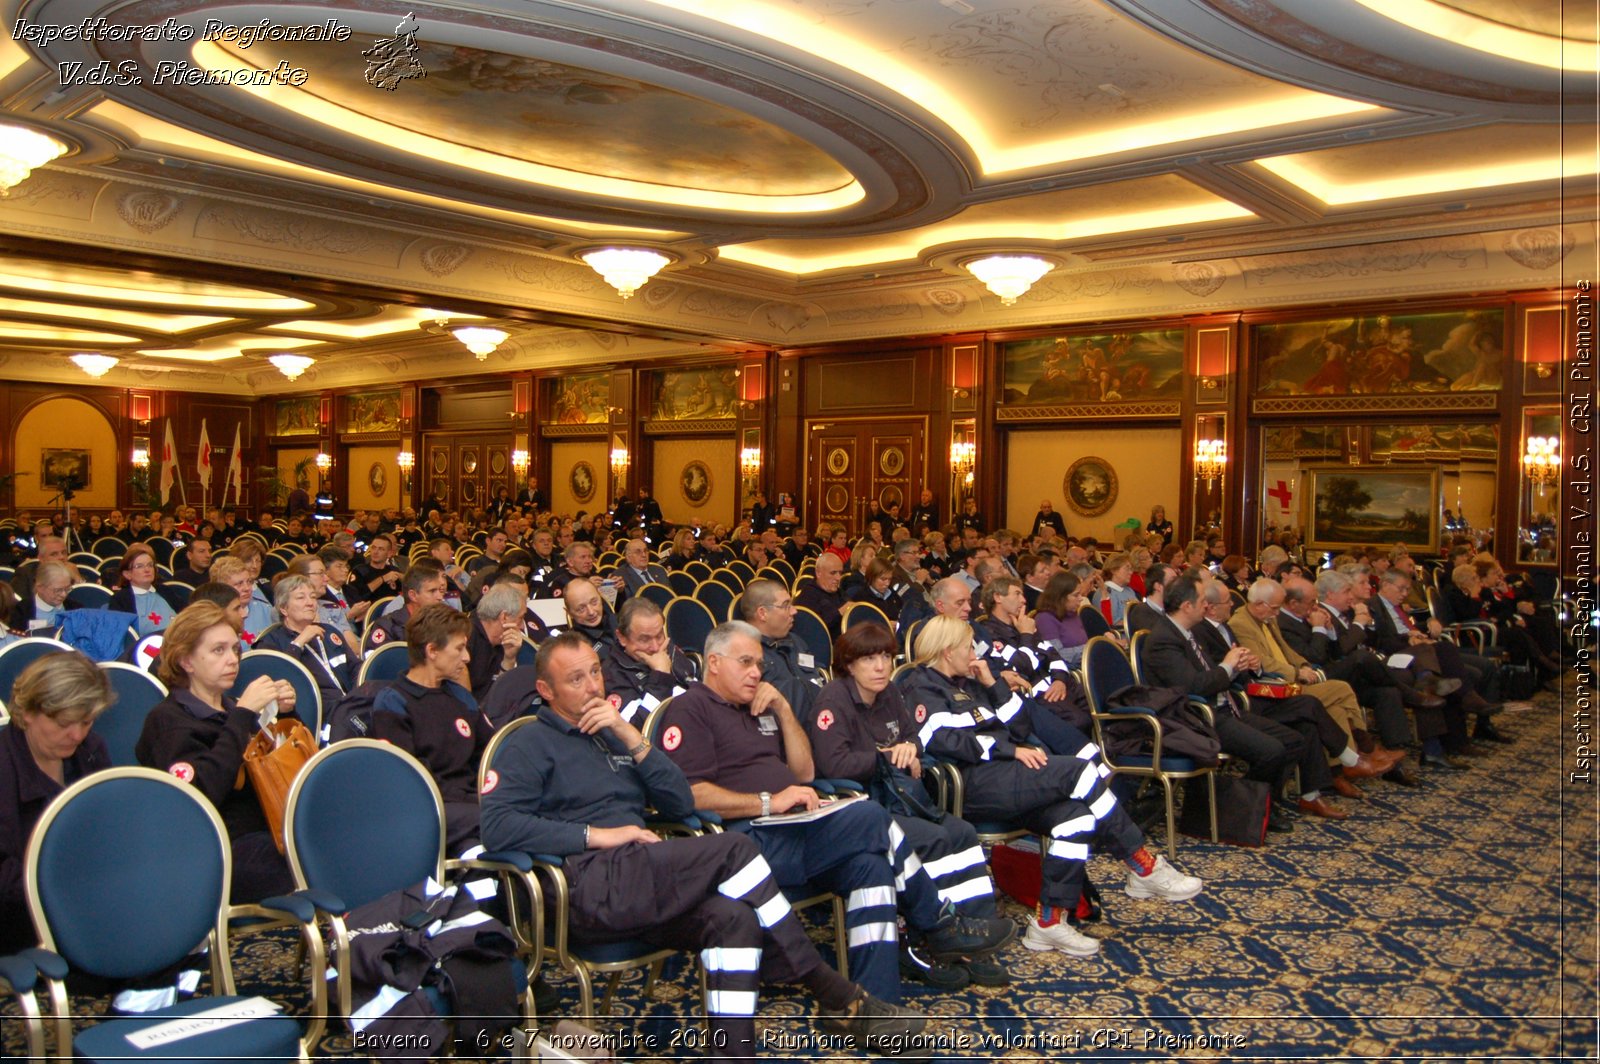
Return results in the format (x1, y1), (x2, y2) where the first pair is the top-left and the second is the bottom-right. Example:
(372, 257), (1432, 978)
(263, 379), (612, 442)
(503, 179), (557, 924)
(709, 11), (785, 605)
(1083, 635), (1136, 711)
(790, 608), (833, 670)
(65, 584), (112, 610)
(636, 583), (674, 609)
(692, 579), (735, 622)
(357, 641), (410, 685)
(234, 649), (323, 741)
(286, 741), (444, 912)
(0, 638), (73, 707)
(665, 597), (717, 655)
(1079, 604), (1113, 638)
(666, 571), (697, 597)
(28, 769), (226, 979)
(94, 662), (169, 766)
(1127, 630), (1150, 685)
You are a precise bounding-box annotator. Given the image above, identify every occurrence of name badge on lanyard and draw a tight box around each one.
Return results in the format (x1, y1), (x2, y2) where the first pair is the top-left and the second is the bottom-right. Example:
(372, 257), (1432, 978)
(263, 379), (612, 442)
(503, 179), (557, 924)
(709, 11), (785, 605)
(756, 714), (779, 736)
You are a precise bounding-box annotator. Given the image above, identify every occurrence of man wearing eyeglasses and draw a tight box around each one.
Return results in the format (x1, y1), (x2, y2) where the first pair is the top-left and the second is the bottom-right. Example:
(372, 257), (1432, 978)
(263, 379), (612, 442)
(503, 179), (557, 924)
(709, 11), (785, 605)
(481, 631), (927, 1058)
(738, 579), (827, 723)
(657, 620), (1015, 1009)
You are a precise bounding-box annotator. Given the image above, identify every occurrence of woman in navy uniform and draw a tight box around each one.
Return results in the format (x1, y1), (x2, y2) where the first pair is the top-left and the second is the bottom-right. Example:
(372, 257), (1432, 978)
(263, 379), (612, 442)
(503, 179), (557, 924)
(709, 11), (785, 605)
(136, 601), (299, 903)
(255, 574), (354, 708)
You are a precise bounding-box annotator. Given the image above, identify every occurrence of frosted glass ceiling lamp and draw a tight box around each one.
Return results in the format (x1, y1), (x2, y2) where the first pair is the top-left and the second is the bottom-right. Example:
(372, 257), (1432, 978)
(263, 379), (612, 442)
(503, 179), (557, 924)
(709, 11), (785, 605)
(70, 352), (118, 377)
(452, 326), (508, 360)
(581, 248), (671, 300)
(0, 124), (67, 193)
(964, 255), (1054, 305)
(268, 353), (315, 380)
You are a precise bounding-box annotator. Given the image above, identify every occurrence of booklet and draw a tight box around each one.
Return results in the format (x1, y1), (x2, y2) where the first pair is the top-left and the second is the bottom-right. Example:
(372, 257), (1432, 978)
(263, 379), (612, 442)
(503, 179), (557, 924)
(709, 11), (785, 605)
(751, 792), (867, 825)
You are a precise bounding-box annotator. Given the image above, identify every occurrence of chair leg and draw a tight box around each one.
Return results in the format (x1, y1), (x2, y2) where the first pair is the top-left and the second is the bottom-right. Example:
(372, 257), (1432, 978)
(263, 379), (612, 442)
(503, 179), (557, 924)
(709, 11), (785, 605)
(832, 895), (849, 977)
(574, 965), (595, 1022)
(599, 971), (623, 1015)
(1207, 774), (1219, 844)
(1159, 776), (1177, 860)
(642, 957), (665, 1000)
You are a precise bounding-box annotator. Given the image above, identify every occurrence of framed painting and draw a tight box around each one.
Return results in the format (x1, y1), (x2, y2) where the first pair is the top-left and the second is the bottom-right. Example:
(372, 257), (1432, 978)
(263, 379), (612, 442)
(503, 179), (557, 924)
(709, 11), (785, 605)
(1305, 467), (1440, 551)
(679, 460), (712, 507)
(41, 448), (90, 490)
(1063, 456), (1117, 517)
(273, 396), (319, 436)
(570, 460), (597, 504)
(368, 462), (388, 497)
(1254, 308), (1505, 398)
(1000, 328), (1185, 406)
(346, 390), (402, 435)
(651, 365), (738, 420)
(550, 374), (610, 424)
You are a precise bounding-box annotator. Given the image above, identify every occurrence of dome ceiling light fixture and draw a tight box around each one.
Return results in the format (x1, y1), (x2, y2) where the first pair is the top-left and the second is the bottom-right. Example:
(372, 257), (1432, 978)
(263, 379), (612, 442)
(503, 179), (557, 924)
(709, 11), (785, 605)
(0, 123), (67, 194)
(963, 254), (1055, 305)
(268, 353), (315, 380)
(451, 326), (509, 360)
(580, 248), (672, 300)
(69, 352), (118, 377)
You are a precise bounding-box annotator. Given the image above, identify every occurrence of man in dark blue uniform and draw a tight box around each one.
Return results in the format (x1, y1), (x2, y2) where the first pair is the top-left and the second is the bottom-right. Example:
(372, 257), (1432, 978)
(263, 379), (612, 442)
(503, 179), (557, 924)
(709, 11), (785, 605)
(738, 579), (827, 724)
(480, 632), (925, 1058)
(600, 597), (698, 726)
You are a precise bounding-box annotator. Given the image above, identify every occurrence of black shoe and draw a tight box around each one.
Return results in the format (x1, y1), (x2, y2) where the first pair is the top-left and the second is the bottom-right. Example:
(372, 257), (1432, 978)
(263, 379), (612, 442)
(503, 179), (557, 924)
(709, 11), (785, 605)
(899, 945), (969, 990)
(1382, 765), (1421, 787)
(1267, 808), (1294, 833)
(960, 959), (1012, 987)
(531, 976), (558, 1015)
(1474, 725), (1514, 744)
(918, 907), (1016, 961)
(1420, 753), (1464, 771)
(817, 990), (927, 1050)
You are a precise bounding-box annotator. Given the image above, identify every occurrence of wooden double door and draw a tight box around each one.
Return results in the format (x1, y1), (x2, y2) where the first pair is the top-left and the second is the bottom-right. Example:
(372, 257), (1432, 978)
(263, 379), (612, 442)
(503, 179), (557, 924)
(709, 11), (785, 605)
(806, 418), (926, 534)
(422, 433), (512, 513)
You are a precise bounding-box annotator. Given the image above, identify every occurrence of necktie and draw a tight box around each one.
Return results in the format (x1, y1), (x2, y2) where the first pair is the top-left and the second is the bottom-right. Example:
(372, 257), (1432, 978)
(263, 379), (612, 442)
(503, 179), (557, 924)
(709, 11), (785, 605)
(1186, 631), (1239, 716)
(1392, 603), (1416, 631)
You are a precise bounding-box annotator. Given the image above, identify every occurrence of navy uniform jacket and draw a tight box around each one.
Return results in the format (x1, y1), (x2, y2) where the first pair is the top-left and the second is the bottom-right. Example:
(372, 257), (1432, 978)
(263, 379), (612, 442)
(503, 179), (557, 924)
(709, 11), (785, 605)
(806, 677), (920, 786)
(254, 624), (355, 705)
(973, 615), (1072, 695)
(657, 683), (799, 795)
(481, 665), (541, 729)
(369, 677), (493, 805)
(480, 706), (695, 857)
(759, 632), (827, 725)
(794, 583), (845, 641)
(1, 723), (110, 952)
(364, 604), (411, 649)
(599, 642), (698, 726)
(136, 690), (296, 840)
(895, 665), (1026, 766)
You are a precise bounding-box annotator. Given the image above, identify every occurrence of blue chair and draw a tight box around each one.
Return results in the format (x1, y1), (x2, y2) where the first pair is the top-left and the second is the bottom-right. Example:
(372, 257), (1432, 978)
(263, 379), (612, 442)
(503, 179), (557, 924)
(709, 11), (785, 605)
(91, 536), (127, 560)
(162, 580), (195, 610)
(683, 561), (712, 583)
(284, 741), (538, 1034)
(355, 641), (410, 686)
(710, 568), (744, 592)
(1082, 636), (1216, 857)
(74, 564), (101, 585)
(94, 663), (169, 766)
(10, 768), (326, 1061)
(258, 554), (287, 581)
(791, 607), (833, 670)
(0, 638), (74, 708)
(1079, 604), (1113, 639)
(665, 597), (718, 655)
(692, 579), (735, 622)
(145, 538), (175, 568)
(726, 560), (755, 584)
(666, 571), (697, 597)
(843, 600), (892, 631)
(65, 584), (112, 610)
(232, 649), (323, 747)
(636, 582), (674, 610)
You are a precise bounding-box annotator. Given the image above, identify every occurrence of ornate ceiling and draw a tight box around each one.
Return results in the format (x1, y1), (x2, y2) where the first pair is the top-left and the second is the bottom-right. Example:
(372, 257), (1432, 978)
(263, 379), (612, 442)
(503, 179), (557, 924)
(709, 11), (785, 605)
(0, 0), (1593, 394)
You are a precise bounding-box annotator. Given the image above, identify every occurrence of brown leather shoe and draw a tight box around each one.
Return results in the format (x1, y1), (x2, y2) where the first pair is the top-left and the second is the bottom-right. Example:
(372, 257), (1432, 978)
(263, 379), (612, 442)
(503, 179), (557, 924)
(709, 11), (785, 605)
(1330, 775), (1366, 801)
(1418, 676), (1463, 698)
(1298, 797), (1350, 819)
(1371, 746), (1407, 769)
(1404, 688), (1446, 710)
(1342, 753), (1387, 779)
(1383, 765), (1421, 787)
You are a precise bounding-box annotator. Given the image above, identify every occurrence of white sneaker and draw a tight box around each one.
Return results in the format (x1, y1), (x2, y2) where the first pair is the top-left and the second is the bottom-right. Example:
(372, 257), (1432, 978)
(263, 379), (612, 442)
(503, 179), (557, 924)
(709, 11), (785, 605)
(1021, 918), (1100, 957)
(1124, 855), (1203, 901)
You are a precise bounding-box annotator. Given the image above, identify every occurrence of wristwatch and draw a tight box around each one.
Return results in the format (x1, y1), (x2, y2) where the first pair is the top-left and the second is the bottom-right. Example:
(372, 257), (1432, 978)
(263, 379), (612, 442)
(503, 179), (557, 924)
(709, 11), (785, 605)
(760, 791), (772, 817)
(626, 738), (650, 757)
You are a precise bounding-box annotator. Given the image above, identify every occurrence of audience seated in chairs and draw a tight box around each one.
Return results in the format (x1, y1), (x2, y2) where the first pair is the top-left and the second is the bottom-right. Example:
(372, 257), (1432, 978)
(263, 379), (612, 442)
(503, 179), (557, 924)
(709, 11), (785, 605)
(657, 620), (1014, 1007)
(108, 545), (182, 637)
(739, 578), (828, 723)
(468, 583), (531, 703)
(846, 559), (903, 626)
(8, 559), (78, 635)
(254, 574), (355, 708)
(1092, 553), (1139, 628)
(207, 555), (274, 648)
(898, 616), (1201, 958)
(1033, 572), (1091, 664)
(796, 551), (846, 642)
(0, 650), (114, 953)
(600, 597), (699, 727)
(480, 631), (926, 1058)
(136, 600), (299, 902)
(1126, 564), (1174, 635)
(366, 558), (448, 652)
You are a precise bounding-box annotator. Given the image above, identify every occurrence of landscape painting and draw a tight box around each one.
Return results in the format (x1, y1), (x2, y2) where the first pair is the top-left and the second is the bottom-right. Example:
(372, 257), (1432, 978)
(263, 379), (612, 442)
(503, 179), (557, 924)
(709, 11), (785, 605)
(1254, 308), (1506, 397)
(651, 365), (738, 420)
(1306, 467), (1440, 551)
(1000, 328), (1185, 406)
(274, 396), (319, 436)
(346, 390), (402, 435)
(550, 374), (609, 424)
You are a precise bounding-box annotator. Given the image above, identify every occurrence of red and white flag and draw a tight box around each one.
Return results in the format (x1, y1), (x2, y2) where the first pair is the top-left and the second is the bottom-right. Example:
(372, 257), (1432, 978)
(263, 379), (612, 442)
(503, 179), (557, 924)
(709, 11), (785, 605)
(196, 418), (213, 494)
(159, 419), (180, 503)
(224, 423), (244, 506)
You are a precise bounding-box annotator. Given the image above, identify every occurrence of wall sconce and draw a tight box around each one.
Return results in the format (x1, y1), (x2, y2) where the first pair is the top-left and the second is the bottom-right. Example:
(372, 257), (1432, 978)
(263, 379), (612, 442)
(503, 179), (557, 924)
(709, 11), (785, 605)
(0, 122), (67, 193)
(131, 446), (150, 470)
(610, 447), (630, 481)
(1523, 436), (1560, 488)
(950, 440), (976, 485)
(397, 450), (414, 493)
(740, 447), (762, 478)
(70, 353), (119, 378)
(1194, 439), (1227, 487)
(964, 255), (1054, 305)
(315, 452), (332, 478)
(581, 248), (671, 300)
(512, 449), (530, 476)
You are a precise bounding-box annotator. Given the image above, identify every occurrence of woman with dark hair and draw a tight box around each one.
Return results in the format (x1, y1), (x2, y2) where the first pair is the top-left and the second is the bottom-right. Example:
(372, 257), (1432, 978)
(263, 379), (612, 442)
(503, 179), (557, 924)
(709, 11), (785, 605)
(0, 651), (113, 952)
(108, 544), (183, 636)
(85, 514), (106, 541)
(804, 623), (1006, 989)
(136, 601), (300, 903)
(1033, 571), (1089, 661)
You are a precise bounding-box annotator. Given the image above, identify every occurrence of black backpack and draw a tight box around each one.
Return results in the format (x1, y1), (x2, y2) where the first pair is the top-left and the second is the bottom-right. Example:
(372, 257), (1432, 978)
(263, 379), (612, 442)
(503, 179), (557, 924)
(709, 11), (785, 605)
(325, 680), (394, 743)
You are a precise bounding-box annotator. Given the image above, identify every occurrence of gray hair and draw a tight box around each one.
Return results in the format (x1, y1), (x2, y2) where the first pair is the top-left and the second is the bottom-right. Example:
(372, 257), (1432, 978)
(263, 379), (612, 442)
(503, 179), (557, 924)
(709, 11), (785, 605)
(1246, 578), (1285, 605)
(1378, 568), (1410, 589)
(1259, 545), (1288, 568)
(1315, 569), (1353, 596)
(930, 577), (967, 605)
(476, 582), (527, 620)
(35, 560), (75, 587)
(273, 573), (314, 611)
(1202, 580), (1230, 605)
(705, 620), (761, 659)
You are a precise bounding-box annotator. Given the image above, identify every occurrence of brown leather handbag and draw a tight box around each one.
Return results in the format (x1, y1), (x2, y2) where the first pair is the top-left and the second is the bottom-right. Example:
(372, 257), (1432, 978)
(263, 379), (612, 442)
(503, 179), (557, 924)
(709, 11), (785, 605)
(243, 718), (318, 853)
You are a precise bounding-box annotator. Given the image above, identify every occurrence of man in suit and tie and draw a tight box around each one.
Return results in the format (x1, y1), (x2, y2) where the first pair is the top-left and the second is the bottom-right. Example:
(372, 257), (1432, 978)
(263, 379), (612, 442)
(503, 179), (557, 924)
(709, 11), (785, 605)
(618, 537), (668, 600)
(1141, 574), (1323, 827)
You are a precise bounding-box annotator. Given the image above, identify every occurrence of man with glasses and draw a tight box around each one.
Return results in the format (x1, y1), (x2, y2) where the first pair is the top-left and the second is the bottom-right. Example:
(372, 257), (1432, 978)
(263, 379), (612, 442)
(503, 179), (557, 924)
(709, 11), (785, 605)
(657, 621), (1014, 1008)
(738, 579), (826, 723)
(8, 560), (77, 633)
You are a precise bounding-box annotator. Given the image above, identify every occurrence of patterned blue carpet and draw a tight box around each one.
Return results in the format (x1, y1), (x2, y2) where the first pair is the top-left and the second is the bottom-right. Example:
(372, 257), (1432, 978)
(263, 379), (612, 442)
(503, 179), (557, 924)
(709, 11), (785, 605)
(4, 674), (1594, 1060)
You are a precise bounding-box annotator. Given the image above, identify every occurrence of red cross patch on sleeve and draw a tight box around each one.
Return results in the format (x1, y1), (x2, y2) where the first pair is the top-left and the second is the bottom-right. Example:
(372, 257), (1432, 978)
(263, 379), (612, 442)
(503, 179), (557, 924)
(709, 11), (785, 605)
(816, 709), (834, 730)
(480, 769), (499, 795)
(662, 725), (683, 751)
(455, 718), (473, 738)
(608, 694), (621, 710)
(169, 762), (195, 783)
(915, 704), (927, 723)
(370, 628), (386, 644)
